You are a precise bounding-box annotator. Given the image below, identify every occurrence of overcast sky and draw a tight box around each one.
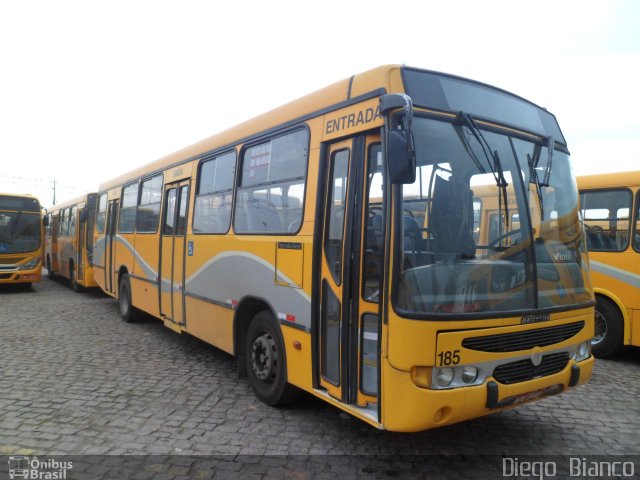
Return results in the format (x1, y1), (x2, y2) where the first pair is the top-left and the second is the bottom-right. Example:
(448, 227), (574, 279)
(1, 0), (638, 207)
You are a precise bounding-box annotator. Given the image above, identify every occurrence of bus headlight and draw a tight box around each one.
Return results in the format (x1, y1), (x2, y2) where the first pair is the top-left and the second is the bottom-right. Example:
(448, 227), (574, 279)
(461, 366), (478, 384)
(432, 365), (486, 389)
(436, 367), (455, 387)
(573, 341), (591, 362)
(20, 258), (40, 270)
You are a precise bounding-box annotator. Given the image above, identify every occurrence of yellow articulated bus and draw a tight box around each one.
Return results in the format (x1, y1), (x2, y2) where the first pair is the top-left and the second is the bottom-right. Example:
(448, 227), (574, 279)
(0, 193), (44, 287)
(577, 171), (640, 357)
(93, 65), (594, 432)
(44, 193), (99, 291)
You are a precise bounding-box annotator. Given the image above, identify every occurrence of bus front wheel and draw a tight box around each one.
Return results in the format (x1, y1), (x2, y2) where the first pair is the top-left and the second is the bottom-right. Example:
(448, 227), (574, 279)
(118, 274), (140, 323)
(245, 311), (300, 406)
(592, 297), (623, 358)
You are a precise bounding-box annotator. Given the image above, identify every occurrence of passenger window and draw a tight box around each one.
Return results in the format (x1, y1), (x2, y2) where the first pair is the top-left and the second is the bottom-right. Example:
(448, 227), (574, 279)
(580, 189), (632, 251)
(234, 129), (308, 234)
(193, 151), (236, 234)
(59, 209), (68, 237)
(68, 206), (77, 237)
(96, 193), (107, 234)
(137, 175), (163, 233)
(118, 183), (139, 233)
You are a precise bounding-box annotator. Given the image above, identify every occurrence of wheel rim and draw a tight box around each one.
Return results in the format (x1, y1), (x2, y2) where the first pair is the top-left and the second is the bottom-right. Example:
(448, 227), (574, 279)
(592, 309), (607, 346)
(250, 331), (278, 382)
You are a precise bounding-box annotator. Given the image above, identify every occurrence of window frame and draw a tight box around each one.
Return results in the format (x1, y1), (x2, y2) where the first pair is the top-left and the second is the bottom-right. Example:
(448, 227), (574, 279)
(192, 149), (237, 235)
(233, 126), (310, 236)
(579, 187), (633, 253)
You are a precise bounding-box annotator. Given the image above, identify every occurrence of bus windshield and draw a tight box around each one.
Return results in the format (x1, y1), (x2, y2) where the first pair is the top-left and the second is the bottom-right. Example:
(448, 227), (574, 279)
(0, 211), (42, 254)
(395, 116), (592, 317)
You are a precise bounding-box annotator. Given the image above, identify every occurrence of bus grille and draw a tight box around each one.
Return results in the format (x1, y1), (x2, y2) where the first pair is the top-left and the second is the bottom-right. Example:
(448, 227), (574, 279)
(0, 256), (25, 265)
(462, 321), (584, 352)
(0, 273), (14, 280)
(493, 352), (570, 385)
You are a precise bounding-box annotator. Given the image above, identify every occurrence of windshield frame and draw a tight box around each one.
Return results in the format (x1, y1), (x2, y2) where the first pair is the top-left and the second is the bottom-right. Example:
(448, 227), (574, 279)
(390, 110), (594, 321)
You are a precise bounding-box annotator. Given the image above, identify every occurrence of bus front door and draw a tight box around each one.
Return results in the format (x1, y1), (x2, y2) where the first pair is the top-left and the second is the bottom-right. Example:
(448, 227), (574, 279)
(317, 135), (383, 413)
(105, 199), (119, 294)
(160, 181), (190, 326)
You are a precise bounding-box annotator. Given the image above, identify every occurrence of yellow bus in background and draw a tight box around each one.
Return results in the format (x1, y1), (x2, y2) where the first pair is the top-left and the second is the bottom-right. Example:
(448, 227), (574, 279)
(44, 193), (98, 291)
(577, 171), (640, 357)
(92, 65), (594, 432)
(0, 193), (43, 287)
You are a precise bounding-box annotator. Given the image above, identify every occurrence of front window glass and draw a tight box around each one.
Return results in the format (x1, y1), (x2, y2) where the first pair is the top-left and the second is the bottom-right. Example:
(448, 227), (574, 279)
(0, 212), (41, 253)
(395, 116), (591, 317)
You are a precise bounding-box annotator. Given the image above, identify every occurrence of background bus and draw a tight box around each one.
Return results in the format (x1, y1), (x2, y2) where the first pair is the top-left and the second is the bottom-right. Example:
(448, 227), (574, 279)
(92, 65), (594, 432)
(44, 193), (98, 291)
(0, 193), (43, 287)
(578, 171), (640, 357)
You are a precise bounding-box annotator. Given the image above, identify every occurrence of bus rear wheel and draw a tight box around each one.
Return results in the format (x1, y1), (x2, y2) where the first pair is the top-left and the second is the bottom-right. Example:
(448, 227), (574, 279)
(69, 263), (81, 292)
(118, 274), (140, 323)
(245, 311), (300, 406)
(592, 297), (623, 358)
(46, 256), (55, 280)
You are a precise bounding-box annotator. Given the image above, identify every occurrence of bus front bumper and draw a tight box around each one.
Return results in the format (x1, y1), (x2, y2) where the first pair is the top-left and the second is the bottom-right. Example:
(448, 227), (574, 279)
(382, 355), (594, 432)
(0, 267), (42, 284)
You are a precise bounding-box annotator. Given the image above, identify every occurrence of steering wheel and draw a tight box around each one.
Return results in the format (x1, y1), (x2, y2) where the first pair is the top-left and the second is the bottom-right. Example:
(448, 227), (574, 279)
(489, 229), (523, 250)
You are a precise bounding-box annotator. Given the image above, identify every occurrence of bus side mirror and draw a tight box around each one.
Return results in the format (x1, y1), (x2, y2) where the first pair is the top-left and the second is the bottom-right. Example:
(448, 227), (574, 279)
(79, 209), (87, 223)
(43, 216), (49, 227)
(387, 130), (416, 184)
(380, 93), (416, 184)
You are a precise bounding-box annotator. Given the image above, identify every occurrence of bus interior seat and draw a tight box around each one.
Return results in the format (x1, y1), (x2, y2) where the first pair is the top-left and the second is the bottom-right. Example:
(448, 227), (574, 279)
(429, 174), (476, 258)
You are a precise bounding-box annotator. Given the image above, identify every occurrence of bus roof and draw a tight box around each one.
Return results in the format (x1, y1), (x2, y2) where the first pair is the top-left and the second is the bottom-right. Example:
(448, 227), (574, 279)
(48, 193), (96, 212)
(98, 64), (562, 192)
(0, 193), (41, 212)
(577, 171), (640, 190)
(99, 65), (402, 192)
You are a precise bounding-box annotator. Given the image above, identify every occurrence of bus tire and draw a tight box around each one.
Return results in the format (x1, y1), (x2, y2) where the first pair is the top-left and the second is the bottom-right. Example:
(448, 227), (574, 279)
(69, 263), (81, 292)
(592, 297), (623, 358)
(46, 256), (55, 280)
(245, 311), (300, 406)
(118, 274), (140, 323)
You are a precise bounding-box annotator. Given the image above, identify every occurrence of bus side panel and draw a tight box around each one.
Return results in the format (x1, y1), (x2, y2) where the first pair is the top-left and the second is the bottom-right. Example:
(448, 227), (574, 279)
(130, 234), (161, 317)
(632, 309), (640, 347)
(59, 237), (74, 279)
(281, 326), (313, 391)
(93, 233), (107, 292)
(184, 299), (234, 354)
(115, 233), (135, 289)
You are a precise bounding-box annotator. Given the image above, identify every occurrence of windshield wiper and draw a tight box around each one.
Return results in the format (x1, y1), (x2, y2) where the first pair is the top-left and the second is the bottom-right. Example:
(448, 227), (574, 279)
(527, 151), (545, 222)
(456, 112), (510, 227)
(542, 136), (554, 187)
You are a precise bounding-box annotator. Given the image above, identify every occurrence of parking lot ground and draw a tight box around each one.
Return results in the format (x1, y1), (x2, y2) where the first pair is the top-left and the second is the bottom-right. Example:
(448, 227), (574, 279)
(1, 278), (639, 478)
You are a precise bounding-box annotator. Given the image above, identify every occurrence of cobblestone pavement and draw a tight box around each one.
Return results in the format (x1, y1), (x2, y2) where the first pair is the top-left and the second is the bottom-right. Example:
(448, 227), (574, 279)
(1, 278), (639, 478)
